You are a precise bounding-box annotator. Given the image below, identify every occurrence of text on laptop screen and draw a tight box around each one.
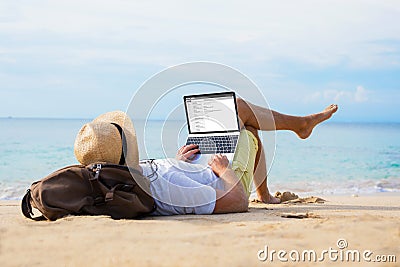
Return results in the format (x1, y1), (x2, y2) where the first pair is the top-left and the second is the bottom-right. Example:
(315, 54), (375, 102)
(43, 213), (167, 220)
(185, 94), (239, 133)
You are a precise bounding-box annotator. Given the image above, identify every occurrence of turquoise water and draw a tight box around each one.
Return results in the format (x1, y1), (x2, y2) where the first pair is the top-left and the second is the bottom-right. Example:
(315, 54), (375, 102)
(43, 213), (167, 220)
(0, 118), (399, 199)
(270, 123), (400, 194)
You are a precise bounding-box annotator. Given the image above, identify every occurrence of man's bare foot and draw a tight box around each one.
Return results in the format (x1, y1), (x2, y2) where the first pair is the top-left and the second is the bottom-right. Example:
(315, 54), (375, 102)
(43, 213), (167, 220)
(268, 194), (281, 204)
(296, 104), (338, 139)
(257, 194), (281, 204)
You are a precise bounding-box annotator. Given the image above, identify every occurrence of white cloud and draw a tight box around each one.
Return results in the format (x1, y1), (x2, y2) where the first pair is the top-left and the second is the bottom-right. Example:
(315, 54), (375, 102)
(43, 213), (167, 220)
(305, 86), (369, 103)
(354, 86), (368, 102)
(1, 0), (400, 68)
(328, 90), (352, 102)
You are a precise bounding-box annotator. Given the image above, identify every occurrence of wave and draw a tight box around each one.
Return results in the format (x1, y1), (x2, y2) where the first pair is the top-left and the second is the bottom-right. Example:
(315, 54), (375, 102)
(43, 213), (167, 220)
(2, 177), (399, 201)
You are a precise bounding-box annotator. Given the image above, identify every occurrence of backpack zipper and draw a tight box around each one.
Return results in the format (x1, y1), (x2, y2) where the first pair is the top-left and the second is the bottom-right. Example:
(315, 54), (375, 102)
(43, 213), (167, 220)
(90, 163), (142, 176)
(94, 164), (102, 180)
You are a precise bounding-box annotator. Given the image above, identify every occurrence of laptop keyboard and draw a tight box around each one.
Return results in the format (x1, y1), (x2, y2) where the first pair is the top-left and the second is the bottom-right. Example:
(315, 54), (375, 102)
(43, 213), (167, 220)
(186, 135), (239, 154)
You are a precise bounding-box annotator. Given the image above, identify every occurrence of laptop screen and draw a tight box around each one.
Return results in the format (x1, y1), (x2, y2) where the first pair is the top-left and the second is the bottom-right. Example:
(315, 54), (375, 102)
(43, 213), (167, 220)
(184, 92), (240, 134)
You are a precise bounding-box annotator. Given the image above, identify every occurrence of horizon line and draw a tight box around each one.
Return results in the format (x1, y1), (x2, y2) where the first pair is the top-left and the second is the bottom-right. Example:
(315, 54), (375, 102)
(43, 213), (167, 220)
(1, 116), (399, 124)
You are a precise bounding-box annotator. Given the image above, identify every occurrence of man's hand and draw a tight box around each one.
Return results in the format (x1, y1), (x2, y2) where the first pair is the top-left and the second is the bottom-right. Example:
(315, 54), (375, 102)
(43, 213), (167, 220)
(176, 144), (200, 162)
(208, 154), (229, 177)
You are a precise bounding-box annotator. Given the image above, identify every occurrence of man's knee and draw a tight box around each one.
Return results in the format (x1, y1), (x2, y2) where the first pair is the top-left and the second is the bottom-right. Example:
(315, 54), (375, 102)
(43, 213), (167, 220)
(236, 98), (246, 115)
(236, 98), (246, 129)
(244, 126), (260, 141)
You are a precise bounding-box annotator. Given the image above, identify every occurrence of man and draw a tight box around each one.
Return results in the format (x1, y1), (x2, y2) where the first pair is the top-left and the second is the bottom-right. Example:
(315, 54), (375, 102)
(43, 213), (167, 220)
(74, 98), (338, 215)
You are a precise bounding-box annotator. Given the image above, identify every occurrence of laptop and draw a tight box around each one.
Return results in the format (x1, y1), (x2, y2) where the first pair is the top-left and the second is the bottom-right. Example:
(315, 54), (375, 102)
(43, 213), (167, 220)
(183, 92), (241, 165)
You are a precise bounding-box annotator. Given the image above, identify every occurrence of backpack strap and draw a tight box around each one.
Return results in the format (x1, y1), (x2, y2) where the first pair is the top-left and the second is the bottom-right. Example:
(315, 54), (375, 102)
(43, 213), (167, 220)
(21, 189), (46, 221)
(88, 164), (134, 204)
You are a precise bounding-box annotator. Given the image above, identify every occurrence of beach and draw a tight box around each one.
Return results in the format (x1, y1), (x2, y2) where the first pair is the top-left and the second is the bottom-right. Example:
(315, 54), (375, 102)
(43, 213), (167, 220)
(1, 193), (399, 266)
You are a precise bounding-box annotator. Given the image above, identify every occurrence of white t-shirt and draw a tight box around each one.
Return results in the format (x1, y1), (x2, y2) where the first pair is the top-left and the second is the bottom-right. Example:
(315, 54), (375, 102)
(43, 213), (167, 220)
(140, 159), (224, 216)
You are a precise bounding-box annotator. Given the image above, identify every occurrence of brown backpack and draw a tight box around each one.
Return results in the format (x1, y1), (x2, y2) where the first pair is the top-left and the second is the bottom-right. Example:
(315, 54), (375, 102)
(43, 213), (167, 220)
(21, 163), (156, 221)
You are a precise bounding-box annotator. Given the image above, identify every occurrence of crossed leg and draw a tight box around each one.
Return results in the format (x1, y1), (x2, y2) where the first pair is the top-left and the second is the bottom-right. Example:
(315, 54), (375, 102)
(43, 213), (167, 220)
(236, 98), (338, 203)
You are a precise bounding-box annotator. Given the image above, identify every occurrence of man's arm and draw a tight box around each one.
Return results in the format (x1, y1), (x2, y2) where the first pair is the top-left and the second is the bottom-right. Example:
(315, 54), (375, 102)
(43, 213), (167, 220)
(176, 147), (248, 213)
(208, 155), (248, 214)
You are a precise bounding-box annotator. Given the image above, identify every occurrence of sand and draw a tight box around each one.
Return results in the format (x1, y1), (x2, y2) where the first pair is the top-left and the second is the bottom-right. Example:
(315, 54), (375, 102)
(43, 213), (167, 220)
(1, 193), (399, 267)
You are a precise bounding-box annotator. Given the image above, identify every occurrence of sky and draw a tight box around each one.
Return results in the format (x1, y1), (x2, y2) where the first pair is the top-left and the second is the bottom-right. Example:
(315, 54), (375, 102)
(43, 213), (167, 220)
(0, 0), (399, 122)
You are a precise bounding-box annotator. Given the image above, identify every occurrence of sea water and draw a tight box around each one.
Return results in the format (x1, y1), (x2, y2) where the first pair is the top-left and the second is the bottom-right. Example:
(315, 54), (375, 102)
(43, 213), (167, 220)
(0, 118), (399, 199)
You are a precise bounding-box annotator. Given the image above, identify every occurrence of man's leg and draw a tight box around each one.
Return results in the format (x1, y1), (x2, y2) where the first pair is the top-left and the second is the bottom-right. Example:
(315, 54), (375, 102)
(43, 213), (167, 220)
(245, 126), (280, 204)
(236, 98), (338, 204)
(236, 98), (338, 139)
(231, 130), (257, 198)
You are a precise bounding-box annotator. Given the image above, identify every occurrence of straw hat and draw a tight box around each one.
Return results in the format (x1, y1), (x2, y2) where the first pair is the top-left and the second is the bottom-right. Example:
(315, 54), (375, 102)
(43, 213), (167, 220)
(74, 111), (139, 167)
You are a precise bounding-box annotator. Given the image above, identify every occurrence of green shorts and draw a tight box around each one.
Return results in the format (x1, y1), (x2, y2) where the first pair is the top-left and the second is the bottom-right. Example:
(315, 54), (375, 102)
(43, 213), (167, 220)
(232, 129), (258, 197)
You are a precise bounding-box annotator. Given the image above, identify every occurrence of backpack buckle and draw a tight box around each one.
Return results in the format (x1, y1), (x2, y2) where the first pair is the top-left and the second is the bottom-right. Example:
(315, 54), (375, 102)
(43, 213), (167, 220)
(90, 164), (102, 180)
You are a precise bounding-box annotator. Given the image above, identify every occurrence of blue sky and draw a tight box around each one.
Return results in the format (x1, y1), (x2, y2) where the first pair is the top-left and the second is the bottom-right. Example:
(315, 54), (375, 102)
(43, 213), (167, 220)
(0, 0), (399, 122)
